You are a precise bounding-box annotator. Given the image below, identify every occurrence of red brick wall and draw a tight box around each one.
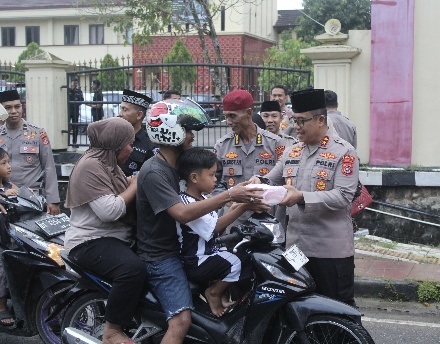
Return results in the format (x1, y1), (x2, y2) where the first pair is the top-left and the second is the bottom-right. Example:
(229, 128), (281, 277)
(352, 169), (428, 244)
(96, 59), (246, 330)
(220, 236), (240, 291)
(133, 34), (275, 94)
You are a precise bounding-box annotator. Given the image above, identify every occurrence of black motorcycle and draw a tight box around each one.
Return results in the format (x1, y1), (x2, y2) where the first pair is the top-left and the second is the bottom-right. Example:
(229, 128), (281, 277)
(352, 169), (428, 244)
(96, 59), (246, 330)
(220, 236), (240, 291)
(0, 187), (74, 344)
(59, 211), (374, 344)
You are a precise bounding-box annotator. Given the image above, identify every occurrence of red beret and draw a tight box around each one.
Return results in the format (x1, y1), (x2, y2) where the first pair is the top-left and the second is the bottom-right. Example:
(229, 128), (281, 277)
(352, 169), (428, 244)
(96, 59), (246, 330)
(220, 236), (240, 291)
(222, 90), (254, 111)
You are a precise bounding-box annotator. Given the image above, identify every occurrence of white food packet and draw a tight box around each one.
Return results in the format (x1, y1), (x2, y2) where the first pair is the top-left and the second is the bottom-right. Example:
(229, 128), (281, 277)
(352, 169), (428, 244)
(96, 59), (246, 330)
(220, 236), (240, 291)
(245, 184), (287, 205)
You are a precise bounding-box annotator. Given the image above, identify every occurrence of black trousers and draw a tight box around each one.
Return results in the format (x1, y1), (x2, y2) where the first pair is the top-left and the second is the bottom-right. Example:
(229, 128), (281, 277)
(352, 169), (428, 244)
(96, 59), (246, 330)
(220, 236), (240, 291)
(69, 237), (147, 325)
(70, 111), (79, 144)
(305, 256), (356, 307)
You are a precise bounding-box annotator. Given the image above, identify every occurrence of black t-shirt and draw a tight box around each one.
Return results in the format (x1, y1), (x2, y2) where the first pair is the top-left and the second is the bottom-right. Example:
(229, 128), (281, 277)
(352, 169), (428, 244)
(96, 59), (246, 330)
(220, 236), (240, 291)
(68, 88), (84, 118)
(120, 129), (157, 176)
(136, 156), (182, 261)
(92, 90), (104, 121)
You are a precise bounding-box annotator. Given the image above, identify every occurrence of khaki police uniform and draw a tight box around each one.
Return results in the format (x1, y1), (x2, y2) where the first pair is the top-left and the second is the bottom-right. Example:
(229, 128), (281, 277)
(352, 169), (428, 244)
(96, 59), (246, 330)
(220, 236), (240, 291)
(266, 131), (359, 258)
(327, 110), (357, 149)
(214, 125), (287, 188)
(0, 120), (60, 204)
(274, 132), (298, 229)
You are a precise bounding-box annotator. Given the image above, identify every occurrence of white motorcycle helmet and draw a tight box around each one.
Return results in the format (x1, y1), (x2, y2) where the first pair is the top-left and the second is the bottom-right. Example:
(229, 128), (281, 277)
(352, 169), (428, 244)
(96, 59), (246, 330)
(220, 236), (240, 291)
(146, 98), (209, 146)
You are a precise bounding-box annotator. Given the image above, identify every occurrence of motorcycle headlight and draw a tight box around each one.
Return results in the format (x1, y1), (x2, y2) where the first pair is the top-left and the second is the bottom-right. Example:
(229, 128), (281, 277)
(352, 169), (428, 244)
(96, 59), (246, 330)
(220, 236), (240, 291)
(261, 222), (285, 244)
(10, 224), (65, 266)
(261, 261), (306, 288)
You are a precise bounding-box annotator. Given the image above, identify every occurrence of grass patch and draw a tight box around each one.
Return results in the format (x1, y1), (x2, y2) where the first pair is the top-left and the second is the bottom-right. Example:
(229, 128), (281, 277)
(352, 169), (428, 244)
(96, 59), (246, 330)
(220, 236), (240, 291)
(418, 281), (440, 303)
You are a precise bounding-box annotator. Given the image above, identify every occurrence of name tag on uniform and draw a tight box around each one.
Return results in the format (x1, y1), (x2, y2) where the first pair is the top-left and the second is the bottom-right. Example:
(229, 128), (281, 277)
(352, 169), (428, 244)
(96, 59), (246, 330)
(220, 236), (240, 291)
(20, 145), (39, 154)
(283, 244), (309, 271)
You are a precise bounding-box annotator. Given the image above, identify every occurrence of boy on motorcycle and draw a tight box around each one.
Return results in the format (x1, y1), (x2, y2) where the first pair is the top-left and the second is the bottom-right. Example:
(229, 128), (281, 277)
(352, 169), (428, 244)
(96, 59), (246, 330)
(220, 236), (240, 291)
(136, 99), (265, 344)
(177, 147), (268, 317)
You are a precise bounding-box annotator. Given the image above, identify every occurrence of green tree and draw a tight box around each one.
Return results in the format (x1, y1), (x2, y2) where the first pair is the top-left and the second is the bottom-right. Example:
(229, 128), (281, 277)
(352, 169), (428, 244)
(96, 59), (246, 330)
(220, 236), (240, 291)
(259, 33), (313, 93)
(14, 42), (45, 72)
(81, 0), (257, 95)
(97, 54), (127, 90)
(164, 39), (197, 94)
(296, 0), (371, 42)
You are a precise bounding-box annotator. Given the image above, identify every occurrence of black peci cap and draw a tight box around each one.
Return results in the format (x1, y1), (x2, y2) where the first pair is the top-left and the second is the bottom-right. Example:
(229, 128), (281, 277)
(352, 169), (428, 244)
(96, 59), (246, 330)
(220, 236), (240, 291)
(290, 89), (326, 113)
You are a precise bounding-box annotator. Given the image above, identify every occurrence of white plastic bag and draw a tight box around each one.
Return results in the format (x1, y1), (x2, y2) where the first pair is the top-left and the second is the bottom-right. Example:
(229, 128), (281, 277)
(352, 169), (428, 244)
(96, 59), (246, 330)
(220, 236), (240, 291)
(245, 184), (287, 205)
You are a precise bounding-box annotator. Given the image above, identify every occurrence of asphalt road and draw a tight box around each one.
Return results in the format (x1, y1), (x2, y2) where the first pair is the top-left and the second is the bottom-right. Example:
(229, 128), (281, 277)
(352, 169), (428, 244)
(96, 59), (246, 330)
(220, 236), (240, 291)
(2, 298), (440, 344)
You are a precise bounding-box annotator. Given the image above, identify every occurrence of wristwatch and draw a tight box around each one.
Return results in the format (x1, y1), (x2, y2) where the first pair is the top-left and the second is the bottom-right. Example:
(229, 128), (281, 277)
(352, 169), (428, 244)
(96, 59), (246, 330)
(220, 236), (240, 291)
(256, 175), (270, 185)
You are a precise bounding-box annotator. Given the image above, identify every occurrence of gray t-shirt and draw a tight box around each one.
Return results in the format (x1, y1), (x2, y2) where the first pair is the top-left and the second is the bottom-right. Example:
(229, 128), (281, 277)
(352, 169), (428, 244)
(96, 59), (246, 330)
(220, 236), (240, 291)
(136, 155), (182, 261)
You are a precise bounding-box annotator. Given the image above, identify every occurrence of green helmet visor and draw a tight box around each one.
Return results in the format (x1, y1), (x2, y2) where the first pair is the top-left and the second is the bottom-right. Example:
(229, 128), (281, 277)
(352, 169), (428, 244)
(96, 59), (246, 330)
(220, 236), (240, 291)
(169, 98), (210, 132)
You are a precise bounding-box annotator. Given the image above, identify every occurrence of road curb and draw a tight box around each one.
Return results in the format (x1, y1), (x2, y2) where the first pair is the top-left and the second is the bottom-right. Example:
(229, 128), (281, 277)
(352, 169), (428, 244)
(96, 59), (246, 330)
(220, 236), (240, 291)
(355, 278), (419, 302)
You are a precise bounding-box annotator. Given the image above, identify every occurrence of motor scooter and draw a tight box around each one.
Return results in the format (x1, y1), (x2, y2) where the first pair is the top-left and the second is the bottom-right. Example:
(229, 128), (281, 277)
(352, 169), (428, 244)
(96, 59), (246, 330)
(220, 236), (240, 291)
(59, 211), (374, 344)
(0, 186), (74, 344)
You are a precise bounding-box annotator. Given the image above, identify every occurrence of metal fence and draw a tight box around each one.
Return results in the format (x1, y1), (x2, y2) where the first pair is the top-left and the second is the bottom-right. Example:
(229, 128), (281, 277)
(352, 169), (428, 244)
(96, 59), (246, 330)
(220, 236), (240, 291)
(66, 60), (311, 148)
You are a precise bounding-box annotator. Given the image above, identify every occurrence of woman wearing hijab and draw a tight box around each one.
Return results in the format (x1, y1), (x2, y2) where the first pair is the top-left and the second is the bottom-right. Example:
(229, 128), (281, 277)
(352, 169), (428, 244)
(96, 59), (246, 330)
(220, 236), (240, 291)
(64, 117), (146, 344)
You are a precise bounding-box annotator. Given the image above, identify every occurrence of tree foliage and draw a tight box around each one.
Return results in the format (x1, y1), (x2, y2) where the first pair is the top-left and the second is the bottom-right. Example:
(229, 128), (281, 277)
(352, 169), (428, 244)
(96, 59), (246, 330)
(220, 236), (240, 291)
(296, 0), (371, 42)
(259, 34), (313, 93)
(14, 42), (45, 72)
(164, 39), (197, 94)
(80, 0), (258, 96)
(97, 54), (127, 90)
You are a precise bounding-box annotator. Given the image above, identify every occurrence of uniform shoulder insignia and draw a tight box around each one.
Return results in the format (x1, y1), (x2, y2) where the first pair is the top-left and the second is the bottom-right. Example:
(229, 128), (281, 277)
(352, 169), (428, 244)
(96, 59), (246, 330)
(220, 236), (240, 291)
(261, 129), (282, 142)
(216, 132), (234, 144)
(27, 122), (41, 130)
(334, 136), (353, 149)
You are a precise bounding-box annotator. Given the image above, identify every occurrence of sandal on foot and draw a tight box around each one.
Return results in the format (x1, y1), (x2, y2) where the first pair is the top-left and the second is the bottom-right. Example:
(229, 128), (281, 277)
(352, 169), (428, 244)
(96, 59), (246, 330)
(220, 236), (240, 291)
(0, 309), (15, 327)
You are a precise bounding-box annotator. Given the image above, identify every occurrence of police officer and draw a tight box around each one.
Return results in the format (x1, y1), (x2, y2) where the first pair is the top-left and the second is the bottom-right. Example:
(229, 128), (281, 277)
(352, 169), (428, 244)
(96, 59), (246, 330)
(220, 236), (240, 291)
(259, 100), (297, 230)
(0, 90), (60, 215)
(259, 100), (297, 146)
(325, 90), (357, 149)
(270, 85), (295, 136)
(68, 77), (84, 147)
(214, 90), (286, 189)
(253, 89), (359, 306)
(118, 89), (157, 176)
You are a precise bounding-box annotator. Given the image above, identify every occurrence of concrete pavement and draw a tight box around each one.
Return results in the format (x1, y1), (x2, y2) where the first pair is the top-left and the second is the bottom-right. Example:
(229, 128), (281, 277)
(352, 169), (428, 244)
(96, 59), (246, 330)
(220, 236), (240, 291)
(354, 232), (440, 302)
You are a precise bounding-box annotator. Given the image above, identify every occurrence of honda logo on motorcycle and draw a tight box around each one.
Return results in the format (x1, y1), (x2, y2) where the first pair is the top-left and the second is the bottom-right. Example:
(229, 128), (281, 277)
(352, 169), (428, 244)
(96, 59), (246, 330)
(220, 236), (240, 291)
(261, 286), (285, 294)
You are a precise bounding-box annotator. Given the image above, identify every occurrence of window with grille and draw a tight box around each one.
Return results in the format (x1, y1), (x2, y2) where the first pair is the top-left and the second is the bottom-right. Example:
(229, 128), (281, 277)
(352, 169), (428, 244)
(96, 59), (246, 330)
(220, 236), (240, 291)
(64, 25), (79, 45)
(89, 24), (104, 45)
(26, 26), (40, 45)
(1, 27), (15, 47)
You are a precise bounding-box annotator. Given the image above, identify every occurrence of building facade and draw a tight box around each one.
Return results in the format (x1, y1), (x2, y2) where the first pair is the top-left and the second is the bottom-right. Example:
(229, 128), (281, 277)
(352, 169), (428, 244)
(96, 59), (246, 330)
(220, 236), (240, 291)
(0, 0), (132, 68)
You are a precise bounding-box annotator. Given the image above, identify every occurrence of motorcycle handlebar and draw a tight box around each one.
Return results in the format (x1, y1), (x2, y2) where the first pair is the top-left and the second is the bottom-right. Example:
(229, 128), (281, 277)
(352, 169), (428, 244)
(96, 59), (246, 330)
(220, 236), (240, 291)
(214, 232), (241, 245)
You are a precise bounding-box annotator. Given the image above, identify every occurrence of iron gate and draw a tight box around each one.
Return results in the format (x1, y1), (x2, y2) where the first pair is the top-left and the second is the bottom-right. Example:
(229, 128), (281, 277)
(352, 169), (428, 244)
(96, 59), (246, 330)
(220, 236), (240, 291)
(66, 61), (311, 149)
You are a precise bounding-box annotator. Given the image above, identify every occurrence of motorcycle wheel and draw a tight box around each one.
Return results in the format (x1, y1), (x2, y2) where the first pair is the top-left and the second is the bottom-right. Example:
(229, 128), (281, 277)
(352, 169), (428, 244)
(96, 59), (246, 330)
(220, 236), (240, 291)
(284, 315), (375, 344)
(36, 282), (74, 344)
(61, 292), (107, 341)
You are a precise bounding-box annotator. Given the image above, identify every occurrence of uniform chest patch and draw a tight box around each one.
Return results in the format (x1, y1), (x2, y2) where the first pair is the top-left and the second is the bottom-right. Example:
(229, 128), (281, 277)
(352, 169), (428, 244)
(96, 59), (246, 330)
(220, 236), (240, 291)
(260, 152), (272, 159)
(289, 147), (302, 158)
(320, 152), (336, 159)
(225, 152), (238, 159)
(316, 169), (328, 178)
(316, 180), (326, 190)
(228, 178), (235, 186)
(25, 155), (35, 164)
(259, 168), (269, 175)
